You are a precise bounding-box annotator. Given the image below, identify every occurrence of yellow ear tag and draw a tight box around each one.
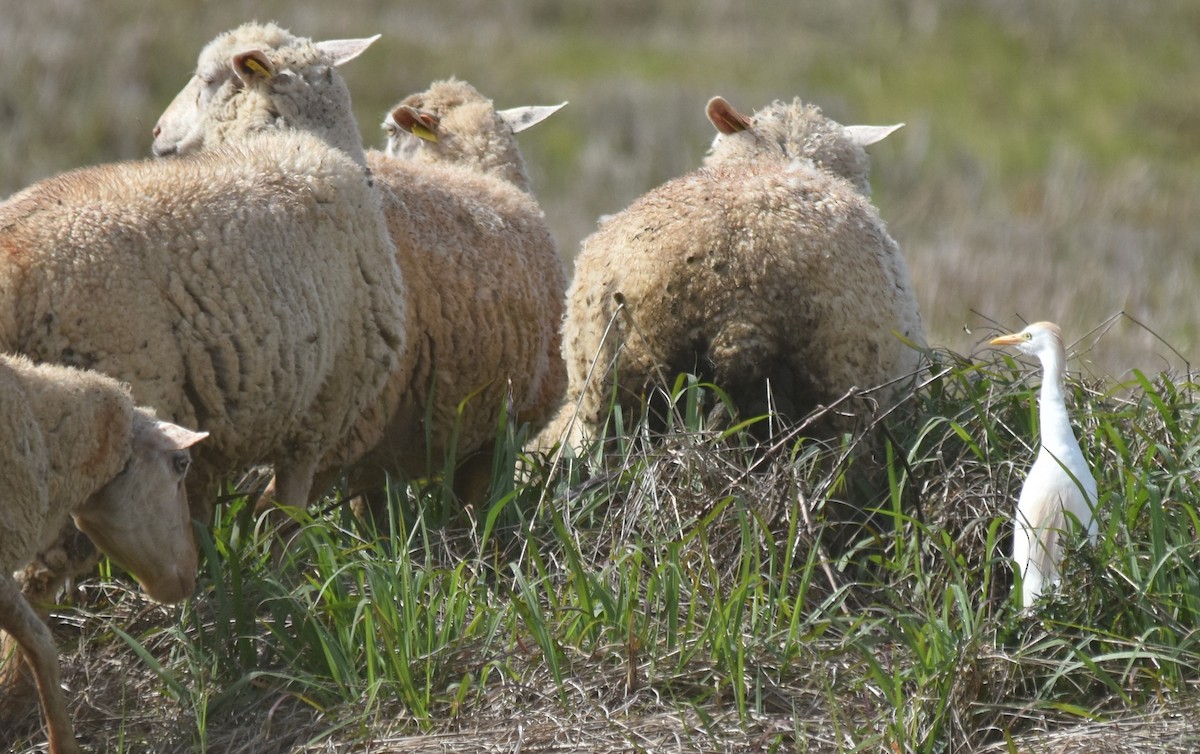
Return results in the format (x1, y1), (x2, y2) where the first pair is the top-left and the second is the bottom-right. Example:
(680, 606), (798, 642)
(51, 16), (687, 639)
(243, 57), (272, 78)
(411, 123), (438, 143)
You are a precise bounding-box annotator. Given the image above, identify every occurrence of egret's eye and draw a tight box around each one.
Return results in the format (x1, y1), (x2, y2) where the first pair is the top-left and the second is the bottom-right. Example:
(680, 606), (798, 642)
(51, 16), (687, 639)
(1023, 332), (1033, 340)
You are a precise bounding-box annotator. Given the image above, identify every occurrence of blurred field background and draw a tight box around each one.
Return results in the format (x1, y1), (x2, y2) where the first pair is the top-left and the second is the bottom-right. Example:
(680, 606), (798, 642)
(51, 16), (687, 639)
(2, 0), (1198, 376)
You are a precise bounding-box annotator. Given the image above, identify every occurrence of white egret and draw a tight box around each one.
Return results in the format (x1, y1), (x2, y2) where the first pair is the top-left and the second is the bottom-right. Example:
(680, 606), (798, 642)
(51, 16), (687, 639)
(990, 322), (1098, 608)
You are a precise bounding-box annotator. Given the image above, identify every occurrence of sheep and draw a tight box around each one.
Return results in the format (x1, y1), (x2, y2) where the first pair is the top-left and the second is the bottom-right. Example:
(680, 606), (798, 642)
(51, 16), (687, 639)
(336, 83), (566, 505)
(147, 22), (417, 510)
(0, 353), (206, 754)
(154, 55), (566, 511)
(382, 77), (566, 194)
(239, 79), (567, 508)
(1, 23), (406, 598)
(535, 95), (926, 453)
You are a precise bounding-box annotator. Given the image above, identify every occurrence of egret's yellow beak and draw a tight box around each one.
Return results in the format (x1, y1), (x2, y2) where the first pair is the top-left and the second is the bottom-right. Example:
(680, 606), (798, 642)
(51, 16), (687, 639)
(989, 333), (1025, 346)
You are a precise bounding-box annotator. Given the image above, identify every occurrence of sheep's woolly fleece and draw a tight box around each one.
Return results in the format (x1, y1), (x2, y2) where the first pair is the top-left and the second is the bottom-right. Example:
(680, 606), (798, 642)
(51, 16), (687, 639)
(536, 97), (926, 451)
(0, 130), (405, 516)
(0, 358), (56, 585)
(324, 149), (565, 498)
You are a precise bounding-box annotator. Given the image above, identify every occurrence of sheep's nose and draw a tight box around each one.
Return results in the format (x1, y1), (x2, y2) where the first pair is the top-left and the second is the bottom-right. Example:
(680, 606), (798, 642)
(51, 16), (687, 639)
(157, 566), (195, 604)
(145, 558), (197, 604)
(152, 124), (161, 138)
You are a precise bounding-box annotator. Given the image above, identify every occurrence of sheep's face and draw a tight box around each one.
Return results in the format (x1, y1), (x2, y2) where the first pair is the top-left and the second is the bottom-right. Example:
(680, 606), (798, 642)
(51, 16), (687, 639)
(152, 56), (261, 156)
(72, 412), (207, 604)
(152, 22), (377, 164)
(703, 96), (901, 196)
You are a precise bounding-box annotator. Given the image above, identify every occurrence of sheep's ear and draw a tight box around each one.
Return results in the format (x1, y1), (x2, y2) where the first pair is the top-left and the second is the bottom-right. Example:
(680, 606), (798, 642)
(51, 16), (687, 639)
(315, 34), (381, 67)
(498, 102), (567, 134)
(151, 420), (209, 451)
(232, 50), (275, 84)
(390, 105), (440, 142)
(706, 97), (752, 135)
(843, 123), (904, 146)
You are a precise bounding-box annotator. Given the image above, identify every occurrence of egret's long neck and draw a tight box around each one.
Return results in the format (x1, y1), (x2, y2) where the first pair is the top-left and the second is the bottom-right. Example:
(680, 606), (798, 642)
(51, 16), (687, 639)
(1037, 343), (1075, 454)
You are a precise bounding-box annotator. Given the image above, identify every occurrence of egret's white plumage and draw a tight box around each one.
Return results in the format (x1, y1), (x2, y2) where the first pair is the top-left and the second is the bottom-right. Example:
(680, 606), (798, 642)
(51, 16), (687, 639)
(990, 322), (1098, 608)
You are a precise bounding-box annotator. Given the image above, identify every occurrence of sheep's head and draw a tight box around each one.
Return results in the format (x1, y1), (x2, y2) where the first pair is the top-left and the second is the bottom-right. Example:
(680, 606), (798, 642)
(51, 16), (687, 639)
(703, 96), (902, 196)
(72, 412), (207, 604)
(382, 77), (565, 191)
(153, 21), (377, 166)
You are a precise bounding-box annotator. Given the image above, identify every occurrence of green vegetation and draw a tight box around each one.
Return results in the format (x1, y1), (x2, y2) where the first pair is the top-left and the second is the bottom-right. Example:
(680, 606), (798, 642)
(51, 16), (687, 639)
(7, 347), (1200, 751)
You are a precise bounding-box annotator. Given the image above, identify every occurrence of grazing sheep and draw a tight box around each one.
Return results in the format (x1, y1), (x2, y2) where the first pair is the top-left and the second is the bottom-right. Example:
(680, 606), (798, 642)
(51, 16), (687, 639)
(382, 77), (566, 194)
(2, 23), (406, 603)
(536, 95), (926, 451)
(0, 353), (206, 754)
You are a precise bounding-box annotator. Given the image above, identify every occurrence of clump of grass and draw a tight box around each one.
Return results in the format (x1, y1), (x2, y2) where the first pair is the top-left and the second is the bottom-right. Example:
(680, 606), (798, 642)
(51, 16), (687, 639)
(838, 344), (1200, 751)
(6, 336), (1200, 753)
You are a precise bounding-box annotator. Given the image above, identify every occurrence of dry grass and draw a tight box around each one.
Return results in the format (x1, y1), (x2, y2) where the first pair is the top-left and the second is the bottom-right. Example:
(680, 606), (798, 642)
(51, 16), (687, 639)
(5, 347), (1200, 752)
(978, 702), (1200, 754)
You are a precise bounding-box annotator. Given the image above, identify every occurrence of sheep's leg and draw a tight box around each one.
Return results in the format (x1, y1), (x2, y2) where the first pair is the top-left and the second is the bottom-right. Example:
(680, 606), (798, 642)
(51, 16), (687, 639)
(454, 444), (496, 513)
(2, 524), (100, 741)
(254, 460), (316, 514)
(0, 627), (38, 742)
(256, 463), (363, 527)
(308, 467), (341, 507)
(253, 461), (318, 554)
(528, 400), (577, 452)
(253, 476), (279, 516)
(707, 323), (795, 432)
(0, 576), (81, 754)
(343, 464), (390, 530)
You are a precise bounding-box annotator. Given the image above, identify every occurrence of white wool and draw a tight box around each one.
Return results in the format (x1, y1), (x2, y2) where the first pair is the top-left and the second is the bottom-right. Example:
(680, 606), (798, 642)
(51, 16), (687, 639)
(536, 95), (925, 452)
